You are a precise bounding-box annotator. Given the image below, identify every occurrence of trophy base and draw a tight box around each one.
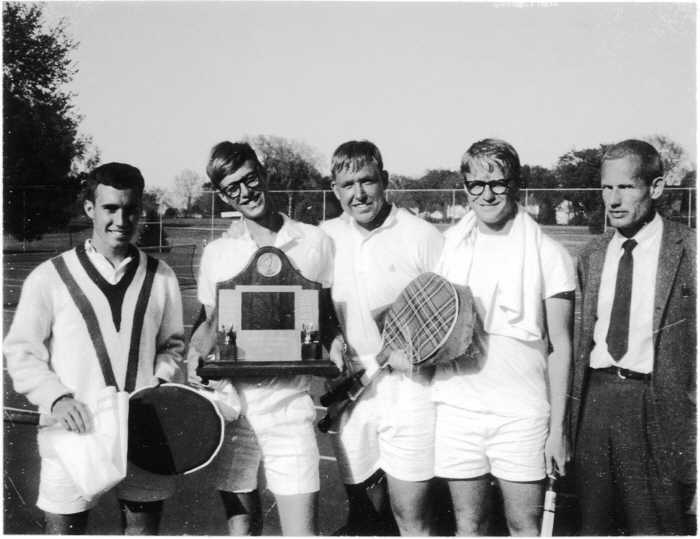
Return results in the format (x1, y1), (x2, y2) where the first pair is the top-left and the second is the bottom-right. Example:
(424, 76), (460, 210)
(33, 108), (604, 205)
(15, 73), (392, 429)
(197, 359), (340, 380)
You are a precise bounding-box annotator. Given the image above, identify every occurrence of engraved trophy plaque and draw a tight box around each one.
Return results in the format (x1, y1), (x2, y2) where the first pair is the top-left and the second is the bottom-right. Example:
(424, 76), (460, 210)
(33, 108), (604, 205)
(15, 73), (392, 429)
(197, 246), (340, 379)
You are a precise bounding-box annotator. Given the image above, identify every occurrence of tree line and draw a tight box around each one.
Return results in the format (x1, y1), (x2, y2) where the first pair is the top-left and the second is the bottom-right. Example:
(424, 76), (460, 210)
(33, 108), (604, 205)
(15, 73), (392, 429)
(3, 3), (695, 244)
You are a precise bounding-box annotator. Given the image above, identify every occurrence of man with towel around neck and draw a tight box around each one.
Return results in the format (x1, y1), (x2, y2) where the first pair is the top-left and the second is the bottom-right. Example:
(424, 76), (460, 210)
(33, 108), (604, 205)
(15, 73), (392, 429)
(433, 138), (575, 535)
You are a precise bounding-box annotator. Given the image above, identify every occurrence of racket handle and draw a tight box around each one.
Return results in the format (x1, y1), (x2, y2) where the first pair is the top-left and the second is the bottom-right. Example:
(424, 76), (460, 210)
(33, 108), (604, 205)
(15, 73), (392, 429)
(540, 475), (557, 537)
(320, 370), (366, 407)
(4, 407), (42, 426)
(317, 412), (336, 434)
(318, 368), (387, 433)
(318, 399), (353, 434)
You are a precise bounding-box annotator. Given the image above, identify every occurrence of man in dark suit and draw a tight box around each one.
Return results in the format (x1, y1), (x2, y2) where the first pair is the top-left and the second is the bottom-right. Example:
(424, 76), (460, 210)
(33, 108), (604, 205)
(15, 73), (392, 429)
(570, 139), (696, 535)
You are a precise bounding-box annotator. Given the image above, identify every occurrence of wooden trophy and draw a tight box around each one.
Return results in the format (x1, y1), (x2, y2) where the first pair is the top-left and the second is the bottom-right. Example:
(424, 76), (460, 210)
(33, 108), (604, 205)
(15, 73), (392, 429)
(197, 246), (340, 379)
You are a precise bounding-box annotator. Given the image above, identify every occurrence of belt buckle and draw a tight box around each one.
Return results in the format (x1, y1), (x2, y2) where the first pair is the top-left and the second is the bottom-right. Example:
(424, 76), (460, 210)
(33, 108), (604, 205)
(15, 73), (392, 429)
(616, 368), (627, 380)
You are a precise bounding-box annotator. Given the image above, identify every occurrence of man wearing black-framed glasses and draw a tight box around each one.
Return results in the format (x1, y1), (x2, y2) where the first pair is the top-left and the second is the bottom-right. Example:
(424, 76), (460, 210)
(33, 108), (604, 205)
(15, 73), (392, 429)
(463, 178), (512, 197)
(217, 169), (262, 202)
(433, 138), (575, 535)
(187, 141), (340, 536)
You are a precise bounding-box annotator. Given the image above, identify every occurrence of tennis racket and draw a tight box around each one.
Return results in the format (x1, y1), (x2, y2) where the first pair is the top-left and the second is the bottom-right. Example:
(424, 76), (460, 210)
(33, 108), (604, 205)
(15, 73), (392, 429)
(318, 272), (475, 433)
(4, 384), (225, 476)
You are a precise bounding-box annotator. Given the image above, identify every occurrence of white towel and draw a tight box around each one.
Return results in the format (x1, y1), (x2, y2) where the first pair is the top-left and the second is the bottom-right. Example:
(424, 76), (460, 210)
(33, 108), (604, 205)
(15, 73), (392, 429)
(435, 205), (544, 341)
(40, 386), (129, 498)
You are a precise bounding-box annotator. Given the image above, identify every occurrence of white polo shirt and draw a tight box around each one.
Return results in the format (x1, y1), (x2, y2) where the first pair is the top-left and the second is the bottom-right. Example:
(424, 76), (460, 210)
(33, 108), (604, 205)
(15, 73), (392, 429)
(197, 213), (333, 417)
(320, 206), (444, 375)
(590, 213), (663, 373)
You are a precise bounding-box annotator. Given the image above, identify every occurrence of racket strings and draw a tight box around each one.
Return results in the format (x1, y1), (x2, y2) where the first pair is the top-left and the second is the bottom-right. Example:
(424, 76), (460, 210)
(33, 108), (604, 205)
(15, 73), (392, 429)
(395, 316), (416, 376)
(383, 273), (458, 365)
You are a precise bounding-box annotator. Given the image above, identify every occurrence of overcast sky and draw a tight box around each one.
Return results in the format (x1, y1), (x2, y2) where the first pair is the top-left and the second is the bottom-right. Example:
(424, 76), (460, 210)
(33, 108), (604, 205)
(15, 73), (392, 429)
(44, 2), (696, 189)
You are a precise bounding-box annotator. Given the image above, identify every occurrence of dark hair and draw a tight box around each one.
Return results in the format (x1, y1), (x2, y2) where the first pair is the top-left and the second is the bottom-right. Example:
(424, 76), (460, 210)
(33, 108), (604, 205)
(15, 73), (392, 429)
(83, 162), (145, 202)
(330, 140), (384, 179)
(206, 141), (262, 188)
(460, 138), (521, 186)
(602, 139), (663, 184)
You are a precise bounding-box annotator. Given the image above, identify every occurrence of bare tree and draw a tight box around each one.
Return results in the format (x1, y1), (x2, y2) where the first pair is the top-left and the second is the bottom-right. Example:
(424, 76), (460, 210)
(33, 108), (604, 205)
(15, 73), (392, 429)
(243, 135), (326, 223)
(172, 169), (203, 216)
(244, 134), (324, 190)
(644, 134), (695, 186)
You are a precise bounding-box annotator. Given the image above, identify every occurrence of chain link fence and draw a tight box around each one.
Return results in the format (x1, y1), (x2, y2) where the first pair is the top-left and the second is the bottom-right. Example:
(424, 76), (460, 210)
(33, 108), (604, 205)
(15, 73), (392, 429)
(3, 185), (695, 288)
(4, 186), (695, 250)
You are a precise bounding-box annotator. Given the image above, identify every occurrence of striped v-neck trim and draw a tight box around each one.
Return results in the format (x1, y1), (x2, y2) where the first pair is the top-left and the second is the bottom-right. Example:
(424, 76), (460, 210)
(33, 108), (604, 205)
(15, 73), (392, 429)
(52, 249), (160, 392)
(75, 244), (139, 331)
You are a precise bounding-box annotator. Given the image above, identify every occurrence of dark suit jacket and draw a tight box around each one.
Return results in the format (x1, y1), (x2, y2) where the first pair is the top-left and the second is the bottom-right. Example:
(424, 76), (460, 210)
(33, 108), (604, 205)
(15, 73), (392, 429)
(570, 218), (696, 483)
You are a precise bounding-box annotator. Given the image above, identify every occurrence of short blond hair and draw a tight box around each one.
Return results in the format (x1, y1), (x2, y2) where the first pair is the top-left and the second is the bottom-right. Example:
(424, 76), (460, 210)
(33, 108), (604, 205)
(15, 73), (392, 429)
(460, 138), (521, 185)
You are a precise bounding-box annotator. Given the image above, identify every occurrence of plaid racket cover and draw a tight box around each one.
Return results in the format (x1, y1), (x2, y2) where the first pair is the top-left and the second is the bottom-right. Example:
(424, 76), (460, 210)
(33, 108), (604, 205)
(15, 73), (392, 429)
(379, 272), (459, 367)
(319, 273), (475, 432)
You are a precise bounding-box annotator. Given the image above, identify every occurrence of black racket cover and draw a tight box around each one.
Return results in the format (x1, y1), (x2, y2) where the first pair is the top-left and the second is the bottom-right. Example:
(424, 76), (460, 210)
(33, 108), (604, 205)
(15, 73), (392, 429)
(128, 383), (224, 475)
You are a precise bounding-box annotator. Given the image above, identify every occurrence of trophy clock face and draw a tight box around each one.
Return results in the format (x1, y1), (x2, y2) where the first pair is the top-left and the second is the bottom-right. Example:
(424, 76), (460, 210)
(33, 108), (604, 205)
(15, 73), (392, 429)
(256, 252), (282, 277)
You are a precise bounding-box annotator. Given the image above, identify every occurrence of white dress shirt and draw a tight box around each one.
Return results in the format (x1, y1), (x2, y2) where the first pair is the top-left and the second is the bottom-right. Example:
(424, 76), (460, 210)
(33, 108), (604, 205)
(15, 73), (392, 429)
(84, 239), (136, 284)
(590, 213), (663, 373)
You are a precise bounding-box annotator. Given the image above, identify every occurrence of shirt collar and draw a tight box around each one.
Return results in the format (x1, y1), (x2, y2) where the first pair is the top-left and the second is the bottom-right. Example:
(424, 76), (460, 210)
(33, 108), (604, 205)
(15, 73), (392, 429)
(223, 212), (303, 247)
(611, 212), (662, 249)
(341, 204), (397, 236)
(275, 213), (304, 247)
(84, 239), (136, 271)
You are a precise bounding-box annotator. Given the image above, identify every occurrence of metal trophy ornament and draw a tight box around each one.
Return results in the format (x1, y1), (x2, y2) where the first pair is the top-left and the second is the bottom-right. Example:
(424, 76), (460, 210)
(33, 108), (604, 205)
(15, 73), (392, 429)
(197, 246), (340, 379)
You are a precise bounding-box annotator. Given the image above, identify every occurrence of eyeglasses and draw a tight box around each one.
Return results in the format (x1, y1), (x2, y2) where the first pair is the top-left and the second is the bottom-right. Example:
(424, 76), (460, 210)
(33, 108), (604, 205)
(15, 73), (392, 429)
(219, 171), (261, 201)
(464, 178), (511, 196)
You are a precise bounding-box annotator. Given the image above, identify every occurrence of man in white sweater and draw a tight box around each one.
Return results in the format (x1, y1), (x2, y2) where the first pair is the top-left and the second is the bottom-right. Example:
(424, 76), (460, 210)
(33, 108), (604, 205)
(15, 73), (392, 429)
(4, 163), (185, 534)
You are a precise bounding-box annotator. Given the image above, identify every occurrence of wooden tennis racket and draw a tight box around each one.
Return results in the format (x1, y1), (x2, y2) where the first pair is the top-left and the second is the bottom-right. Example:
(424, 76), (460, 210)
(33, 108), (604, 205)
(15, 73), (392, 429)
(318, 272), (474, 433)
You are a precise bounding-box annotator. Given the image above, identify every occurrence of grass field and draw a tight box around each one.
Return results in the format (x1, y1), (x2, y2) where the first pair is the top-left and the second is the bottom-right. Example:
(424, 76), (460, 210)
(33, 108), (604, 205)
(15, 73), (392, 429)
(3, 223), (596, 534)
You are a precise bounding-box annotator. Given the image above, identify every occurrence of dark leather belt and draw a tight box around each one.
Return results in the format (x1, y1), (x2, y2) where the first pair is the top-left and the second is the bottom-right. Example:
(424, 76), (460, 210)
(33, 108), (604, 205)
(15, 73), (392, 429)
(590, 366), (651, 381)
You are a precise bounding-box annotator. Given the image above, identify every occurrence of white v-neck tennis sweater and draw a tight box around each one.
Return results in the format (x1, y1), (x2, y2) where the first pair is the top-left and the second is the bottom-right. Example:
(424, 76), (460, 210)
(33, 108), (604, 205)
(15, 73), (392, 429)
(5, 247), (185, 414)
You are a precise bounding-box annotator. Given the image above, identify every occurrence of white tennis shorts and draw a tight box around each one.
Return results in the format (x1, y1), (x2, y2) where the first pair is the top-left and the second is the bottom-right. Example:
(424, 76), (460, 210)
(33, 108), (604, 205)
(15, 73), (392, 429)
(212, 393), (320, 496)
(36, 429), (176, 515)
(434, 403), (548, 482)
(331, 371), (435, 484)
